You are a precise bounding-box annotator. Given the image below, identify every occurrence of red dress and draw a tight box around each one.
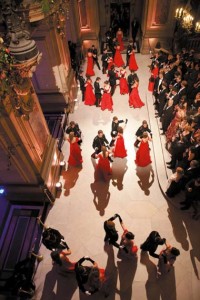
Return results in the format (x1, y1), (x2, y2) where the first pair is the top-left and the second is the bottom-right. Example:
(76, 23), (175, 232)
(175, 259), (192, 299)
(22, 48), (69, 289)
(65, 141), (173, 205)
(135, 140), (151, 167)
(84, 82), (96, 106)
(120, 229), (138, 256)
(114, 46), (125, 67)
(119, 70), (129, 95)
(116, 32), (124, 51)
(129, 87), (145, 108)
(68, 138), (83, 167)
(129, 51), (138, 71)
(95, 153), (112, 181)
(101, 85), (113, 111)
(86, 53), (95, 77)
(165, 109), (185, 142)
(113, 134), (127, 158)
(107, 57), (114, 71)
(148, 67), (159, 92)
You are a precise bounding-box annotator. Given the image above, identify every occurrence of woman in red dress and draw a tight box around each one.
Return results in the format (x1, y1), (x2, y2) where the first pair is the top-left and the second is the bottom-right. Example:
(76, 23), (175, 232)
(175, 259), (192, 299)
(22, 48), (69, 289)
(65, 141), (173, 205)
(84, 78), (96, 106)
(129, 81), (145, 108)
(116, 28), (124, 51)
(135, 132), (151, 167)
(148, 62), (159, 92)
(51, 249), (75, 272)
(113, 127), (127, 158)
(119, 222), (138, 258)
(67, 132), (83, 167)
(95, 146), (112, 182)
(107, 56), (114, 71)
(114, 44), (125, 68)
(101, 81), (113, 112)
(129, 49), (138, 71)
(119, 66), (129, 95)
(86, 51), (95, 77)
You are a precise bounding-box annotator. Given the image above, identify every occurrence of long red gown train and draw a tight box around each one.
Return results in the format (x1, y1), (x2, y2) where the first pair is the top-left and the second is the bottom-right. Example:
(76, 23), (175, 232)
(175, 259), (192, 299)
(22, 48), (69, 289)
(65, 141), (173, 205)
(116, 32), (124, 51)
(95, 153), (112, 181)
(114, 46), (125, 67)
(129, 51), (138, 71)
(84, 82), (96, 106)
(129, 87), (145, 108)
(113, 135), (127, 158)
(119, 71), (129, 95)
(101, 86), (113, 111)
(148, 66), (159, 92)
(68, 138), (83, 167)
(135, 140), (151, 167)
(86, 54), (95, 77)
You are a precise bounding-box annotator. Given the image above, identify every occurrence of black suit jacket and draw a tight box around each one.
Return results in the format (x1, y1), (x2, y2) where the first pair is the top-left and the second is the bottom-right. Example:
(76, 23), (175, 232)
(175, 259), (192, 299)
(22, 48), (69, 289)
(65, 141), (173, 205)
(94, 81), (101, 96)
(77, 75), (85, 91)
(172, 93), (179, 106)
(66, 124), (81, 137)
(91, 48), (98, 62)
(126, 45), (133, 59)
(101, 53), (109, 68)
(108, 70), (117, 86)
(162, 106), (174, 132)
(111, 120), (124, 137)
(92, 135), (109, 152)
(158, 88), (168, 116)
(131, 21), (140, 39)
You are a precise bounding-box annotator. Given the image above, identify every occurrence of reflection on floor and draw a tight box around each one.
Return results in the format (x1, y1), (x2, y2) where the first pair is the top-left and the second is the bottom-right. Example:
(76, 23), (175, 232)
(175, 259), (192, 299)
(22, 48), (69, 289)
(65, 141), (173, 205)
(34, 54), (200, 300)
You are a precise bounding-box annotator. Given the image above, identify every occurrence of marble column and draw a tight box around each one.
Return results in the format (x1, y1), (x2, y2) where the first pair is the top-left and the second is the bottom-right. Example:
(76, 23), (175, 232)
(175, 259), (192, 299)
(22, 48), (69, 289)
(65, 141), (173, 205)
(140, 0), (179, 54)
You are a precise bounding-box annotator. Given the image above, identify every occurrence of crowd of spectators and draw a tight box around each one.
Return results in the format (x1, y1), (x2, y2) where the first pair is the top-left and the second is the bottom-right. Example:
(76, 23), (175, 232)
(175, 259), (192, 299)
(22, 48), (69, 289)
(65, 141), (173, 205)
(149, 48), (200, 219)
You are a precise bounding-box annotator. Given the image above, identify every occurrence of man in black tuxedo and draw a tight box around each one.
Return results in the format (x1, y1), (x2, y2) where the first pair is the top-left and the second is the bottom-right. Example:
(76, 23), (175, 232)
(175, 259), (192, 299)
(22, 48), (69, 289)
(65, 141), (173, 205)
(110, 37), (117, 57)
(156, 50), (167, 68)
(167, 136), (188, 169)
(171, 75), (182, 92)
(92, 130), (109, 158)
(105, 27), (115, 51)
(66, 121), (82, 145)
(90, 45), (100, 70)
(153, 71), (164, 106)
(177, 80), (187, 101)
(108, 65), (118, 96)
(182, 160), (200, 187)
(126, 40), (134, 67)
(157, 81), (168, 118)
(161, 98), (174, 134)
(170, 87), (179, 106)
(94, 77), (102, 107)
(110, 116), (128, 147)
(131, 18), (140, 43)
(127, 70), (139, 94)
(77, 70), (86, 101)
(101, 48), (109, 74)
(163, 65), (174, 86)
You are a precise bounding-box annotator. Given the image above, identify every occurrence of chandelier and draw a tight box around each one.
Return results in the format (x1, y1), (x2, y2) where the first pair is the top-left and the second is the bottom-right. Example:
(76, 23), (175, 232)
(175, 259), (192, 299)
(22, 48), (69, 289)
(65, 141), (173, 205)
(195, 22), (200, 33)
(175, 7), (194, 30)
(175, 7), (185, 19)
(175, 6), (200, 33)
(182, 13), (194, 29)
(41, 0), (70, 37)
